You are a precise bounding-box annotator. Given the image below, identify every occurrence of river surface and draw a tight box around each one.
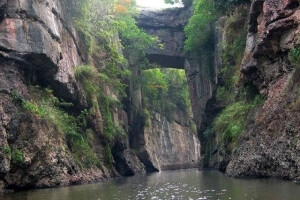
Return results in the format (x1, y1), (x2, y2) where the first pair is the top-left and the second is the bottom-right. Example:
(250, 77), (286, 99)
(1, 169), (300, 200)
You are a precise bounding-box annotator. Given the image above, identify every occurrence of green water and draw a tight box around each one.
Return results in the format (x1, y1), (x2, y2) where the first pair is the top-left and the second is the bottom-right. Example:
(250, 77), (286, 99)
(1, 169), (300, 200)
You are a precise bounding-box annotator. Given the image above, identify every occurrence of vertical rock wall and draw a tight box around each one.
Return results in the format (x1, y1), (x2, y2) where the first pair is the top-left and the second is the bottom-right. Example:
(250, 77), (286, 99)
(0, 0), (204, 193)
(0, 0), (146, 193)
(226, 0), (300, 181)
(143, 112), (201, 170)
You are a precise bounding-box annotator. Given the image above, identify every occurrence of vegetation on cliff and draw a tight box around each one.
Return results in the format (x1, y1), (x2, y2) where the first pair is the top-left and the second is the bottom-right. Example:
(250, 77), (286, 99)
(141, 68), (192, 121)
(183, 0), (267, 165)
(30, 0), (194, 169)
(184, 0), (249, 52)
(14, 86), (100, 168)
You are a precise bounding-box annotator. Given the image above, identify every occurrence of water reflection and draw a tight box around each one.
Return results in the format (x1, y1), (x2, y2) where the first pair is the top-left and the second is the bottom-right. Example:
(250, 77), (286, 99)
(1, 169), (300, 200)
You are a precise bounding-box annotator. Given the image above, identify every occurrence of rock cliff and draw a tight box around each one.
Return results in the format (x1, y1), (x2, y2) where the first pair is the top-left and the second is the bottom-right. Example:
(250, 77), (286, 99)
(137, 8), (222, 155)
(144, 112), (201, 170)
(195, 0), (300, 182)
(0, 0), (202, 193)
(226, 0), (300, 181)
(129, 111), (201, 171)
(137, 0), (300, 183)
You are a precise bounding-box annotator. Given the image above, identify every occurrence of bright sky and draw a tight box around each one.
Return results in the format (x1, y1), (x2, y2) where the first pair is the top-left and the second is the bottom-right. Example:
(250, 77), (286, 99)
(136, 0), (183, 9)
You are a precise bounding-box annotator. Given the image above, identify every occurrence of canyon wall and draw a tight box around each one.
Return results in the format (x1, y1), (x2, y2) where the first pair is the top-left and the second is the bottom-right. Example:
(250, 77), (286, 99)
(129, 111), (201, 172)
(0, 0), (111, 192)
(2, 0), (299, 194)
(138, 0), (300, 183)
(144, 112), (201, 170)
(137, 8), (223, 154)
(226, 0), (300, 181)
(0, 0), (202, 193)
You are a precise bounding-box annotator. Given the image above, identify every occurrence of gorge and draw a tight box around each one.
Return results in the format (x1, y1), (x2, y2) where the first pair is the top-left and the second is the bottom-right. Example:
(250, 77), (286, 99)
(0, 0), (300, 198)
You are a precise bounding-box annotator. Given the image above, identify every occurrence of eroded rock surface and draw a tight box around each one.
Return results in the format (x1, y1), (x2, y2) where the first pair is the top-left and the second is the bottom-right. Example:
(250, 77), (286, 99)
(0, 0), (145, 193)
(226, 0), (300, 181)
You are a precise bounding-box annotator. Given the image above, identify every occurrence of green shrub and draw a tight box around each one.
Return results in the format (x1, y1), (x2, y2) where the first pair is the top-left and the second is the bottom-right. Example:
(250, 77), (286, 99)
(215, 5), (249, 107)
(75, 65), (95, 81)
(184, 0), (217, 52)
(74, 64), (126, 142)
(99, 94), (117, 141)
(22, 99), (47, 117)
(11, 149), (23, 164)
(214, 101), (254, 151)
(289, 46), (300, 68)
(104, 144), (114, 168)
(141, 68), (192, 120)
(4, 145), (11, 156)
(142, 109), (151, 127)
(216, 86), (234, 105)
(165, 69), (191, 112)
(68, 133), (100, 168)
(23, 86), (100, 168)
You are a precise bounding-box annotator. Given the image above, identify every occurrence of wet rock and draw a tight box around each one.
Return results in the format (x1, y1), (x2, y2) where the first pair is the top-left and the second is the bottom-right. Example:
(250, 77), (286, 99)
(112, 139), (146, 176)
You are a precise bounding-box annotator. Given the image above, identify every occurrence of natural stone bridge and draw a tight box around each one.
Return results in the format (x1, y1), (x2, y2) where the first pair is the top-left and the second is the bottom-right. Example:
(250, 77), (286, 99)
(137, 8), (188, 69)
(137, 8), (223, 145)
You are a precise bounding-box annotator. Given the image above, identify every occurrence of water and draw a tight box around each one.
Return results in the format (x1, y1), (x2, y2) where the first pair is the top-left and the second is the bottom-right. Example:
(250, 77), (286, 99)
(1, 169), (300, 200)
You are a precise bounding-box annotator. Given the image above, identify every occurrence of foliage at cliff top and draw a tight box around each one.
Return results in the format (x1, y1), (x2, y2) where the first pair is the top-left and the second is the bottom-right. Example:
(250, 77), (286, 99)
(70, 0), (155, 62)
(201, 4), (260, 165)
(71, 0), (163, 143)
(184, 0), (249, 52)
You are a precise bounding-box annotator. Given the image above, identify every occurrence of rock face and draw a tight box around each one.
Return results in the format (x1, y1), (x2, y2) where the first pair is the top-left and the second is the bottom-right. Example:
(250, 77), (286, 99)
(0, 59), (109, 191)
(137, 0), (300, 183)
(226, 0), (300, 181)
(0, 0), (144, 193)
(241, 0), (300, 91)
(0, 0), (82, 103)
(131, 112), (201, 171)
(0, 0), (203, 193)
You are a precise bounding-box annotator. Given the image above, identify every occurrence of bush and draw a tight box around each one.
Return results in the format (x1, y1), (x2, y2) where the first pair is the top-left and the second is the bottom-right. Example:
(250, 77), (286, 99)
(184, 0), (217, 52)
(104, 144), (114, 168)
(141, 68), (192, 120)
(4, 145), (11, 156)
(99, 94), (117, 141)
(214, 101), (254, 151)
(289, 46), (300, 68)
(215, 5), (249, 107)
(67, 133), (100, 168)
(184, 0), (250, 52)
(22, 86), (100, 168)
(11, 149), (23, 164)
(216, 86), (234, 105)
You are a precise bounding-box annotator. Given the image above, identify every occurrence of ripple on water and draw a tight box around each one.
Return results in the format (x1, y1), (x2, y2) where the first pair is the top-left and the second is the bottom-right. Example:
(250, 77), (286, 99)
(3, 169), (300, 200)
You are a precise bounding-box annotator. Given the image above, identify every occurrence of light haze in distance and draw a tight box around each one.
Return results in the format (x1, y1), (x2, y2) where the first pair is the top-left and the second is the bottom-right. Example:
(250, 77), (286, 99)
(136, 0), (183, 10)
